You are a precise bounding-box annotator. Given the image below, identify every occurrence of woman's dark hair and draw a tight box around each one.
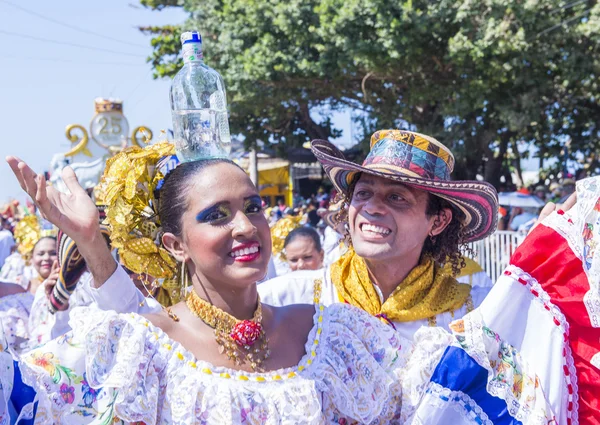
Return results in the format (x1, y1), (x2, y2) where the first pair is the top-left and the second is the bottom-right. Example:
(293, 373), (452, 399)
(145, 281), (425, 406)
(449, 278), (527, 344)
(33, 236), (57, 252)
(284, 226), (323, 252)
(423, 194), (469, 276)
(158, 159), (243, 236)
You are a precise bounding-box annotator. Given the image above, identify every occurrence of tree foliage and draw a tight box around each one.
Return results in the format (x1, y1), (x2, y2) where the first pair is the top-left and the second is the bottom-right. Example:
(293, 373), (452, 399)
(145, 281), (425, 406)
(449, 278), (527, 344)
(140, 0), (600, 186)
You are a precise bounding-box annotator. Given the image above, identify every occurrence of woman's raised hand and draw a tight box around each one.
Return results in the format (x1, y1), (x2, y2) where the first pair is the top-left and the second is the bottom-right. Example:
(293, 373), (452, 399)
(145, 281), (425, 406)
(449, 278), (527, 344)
(6, 156), (100, 244)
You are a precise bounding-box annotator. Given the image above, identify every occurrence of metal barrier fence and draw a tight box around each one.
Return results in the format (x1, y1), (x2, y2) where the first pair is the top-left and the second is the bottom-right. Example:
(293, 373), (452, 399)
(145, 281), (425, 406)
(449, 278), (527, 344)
(466, 230), (526, 283)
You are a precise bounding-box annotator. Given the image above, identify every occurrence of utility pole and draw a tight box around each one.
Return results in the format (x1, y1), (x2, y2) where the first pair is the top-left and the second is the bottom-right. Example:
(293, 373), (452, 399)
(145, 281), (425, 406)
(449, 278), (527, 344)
(249, 147), (258, 185)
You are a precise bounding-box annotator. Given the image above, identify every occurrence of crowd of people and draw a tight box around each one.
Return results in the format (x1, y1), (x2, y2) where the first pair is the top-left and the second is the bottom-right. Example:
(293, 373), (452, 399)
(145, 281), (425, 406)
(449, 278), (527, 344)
(0, 129), (597, 424)
(497, 177), (577, 233)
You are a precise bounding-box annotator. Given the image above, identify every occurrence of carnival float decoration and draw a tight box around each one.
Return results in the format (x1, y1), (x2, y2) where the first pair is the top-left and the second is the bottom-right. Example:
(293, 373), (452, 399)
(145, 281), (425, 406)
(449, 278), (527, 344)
(49, 98), (153, 195)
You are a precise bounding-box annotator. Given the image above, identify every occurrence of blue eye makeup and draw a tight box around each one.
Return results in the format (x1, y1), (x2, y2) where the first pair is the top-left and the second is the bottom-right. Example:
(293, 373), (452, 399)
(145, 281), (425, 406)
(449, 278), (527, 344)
(196, 204), (231, 223)
(244, 196), (263, 214)
(196, 196), (262, 224)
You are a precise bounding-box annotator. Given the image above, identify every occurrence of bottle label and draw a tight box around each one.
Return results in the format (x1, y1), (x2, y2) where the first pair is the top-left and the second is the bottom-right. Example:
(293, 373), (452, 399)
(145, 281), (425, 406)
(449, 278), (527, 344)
(182, 43), (203, 63)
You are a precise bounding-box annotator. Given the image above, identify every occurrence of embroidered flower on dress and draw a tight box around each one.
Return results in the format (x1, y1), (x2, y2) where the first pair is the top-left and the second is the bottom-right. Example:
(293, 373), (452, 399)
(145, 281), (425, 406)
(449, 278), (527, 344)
(29, 351), (57, 376)
(448, 319), (465, 333)
(372, 348), (385, 364)
(81, 372), (100, 408)
(60, 383), (75, 404)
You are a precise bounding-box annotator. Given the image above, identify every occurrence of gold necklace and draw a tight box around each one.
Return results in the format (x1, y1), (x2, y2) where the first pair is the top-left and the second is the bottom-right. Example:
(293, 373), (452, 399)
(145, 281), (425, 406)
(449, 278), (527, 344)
(186, 289), (270, 371)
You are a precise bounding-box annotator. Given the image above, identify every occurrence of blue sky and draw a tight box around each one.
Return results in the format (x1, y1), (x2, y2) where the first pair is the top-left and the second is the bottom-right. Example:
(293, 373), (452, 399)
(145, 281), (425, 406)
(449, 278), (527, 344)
(0, 0), (354, 204)
(0, 1), (188, 202)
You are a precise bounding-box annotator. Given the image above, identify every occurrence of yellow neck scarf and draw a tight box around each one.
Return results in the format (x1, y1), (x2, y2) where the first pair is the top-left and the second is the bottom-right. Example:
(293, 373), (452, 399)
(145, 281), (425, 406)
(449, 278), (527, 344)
(330, 249), (471, 322)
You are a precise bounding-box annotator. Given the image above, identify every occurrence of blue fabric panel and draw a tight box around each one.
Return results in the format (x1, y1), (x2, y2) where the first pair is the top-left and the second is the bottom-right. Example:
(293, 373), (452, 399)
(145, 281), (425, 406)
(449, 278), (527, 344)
(11, 360), (37, 425)
(430, 346), (523, 425)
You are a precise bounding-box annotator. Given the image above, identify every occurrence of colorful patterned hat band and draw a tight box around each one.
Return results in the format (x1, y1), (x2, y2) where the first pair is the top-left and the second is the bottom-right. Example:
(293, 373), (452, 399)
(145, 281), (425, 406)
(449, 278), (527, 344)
(48, 226), (112, 314)
(366, 130), (455, 181)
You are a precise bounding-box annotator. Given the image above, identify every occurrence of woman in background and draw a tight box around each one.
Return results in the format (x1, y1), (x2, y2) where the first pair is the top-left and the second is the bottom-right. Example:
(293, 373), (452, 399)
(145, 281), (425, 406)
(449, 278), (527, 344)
(283, 227), (324, 272)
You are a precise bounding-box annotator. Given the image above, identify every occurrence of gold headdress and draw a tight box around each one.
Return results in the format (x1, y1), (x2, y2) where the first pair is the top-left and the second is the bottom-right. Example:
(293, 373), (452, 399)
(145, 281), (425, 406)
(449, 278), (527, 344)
(96, 141), (177, 279)
(13, 215), (57, 259)
(270, 215), (303, 260)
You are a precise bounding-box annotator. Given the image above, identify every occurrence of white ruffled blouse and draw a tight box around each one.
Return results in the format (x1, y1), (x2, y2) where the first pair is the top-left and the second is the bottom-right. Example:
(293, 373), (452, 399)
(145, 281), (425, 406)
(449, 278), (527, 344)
(19, 302), (411, 425)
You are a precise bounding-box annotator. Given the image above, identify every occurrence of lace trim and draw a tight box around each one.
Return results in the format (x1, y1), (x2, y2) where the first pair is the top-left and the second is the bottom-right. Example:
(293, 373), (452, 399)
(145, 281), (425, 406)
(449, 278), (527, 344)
(543, 199), (600, 328)
(576, 180), (600, 328)
(503, 265), (579, 425)
(461, 311), (561, 424)
(425, 381), (492, 425)
(129, 298), (326, 383)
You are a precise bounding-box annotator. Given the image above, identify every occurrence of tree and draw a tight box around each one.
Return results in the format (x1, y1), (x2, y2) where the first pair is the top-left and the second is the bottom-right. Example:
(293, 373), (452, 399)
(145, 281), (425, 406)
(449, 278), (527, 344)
(140, 0), (600, 187)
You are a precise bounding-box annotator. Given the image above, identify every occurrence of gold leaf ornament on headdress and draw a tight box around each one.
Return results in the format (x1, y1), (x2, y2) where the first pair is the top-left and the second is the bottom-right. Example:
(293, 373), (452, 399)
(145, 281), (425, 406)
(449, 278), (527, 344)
(14, 216), (42, 257)
(13, 215), (57, 259)
(97, 142), (178, 279)
(270, 215), (303, 260)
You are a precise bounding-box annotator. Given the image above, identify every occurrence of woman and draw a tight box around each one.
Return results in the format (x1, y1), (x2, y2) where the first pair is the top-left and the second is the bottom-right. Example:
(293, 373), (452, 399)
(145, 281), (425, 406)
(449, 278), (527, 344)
(0, 216), (57, 294)
(283, 226), (324, 271)
(5, 149), (412, 424)
(4, 146), (557, 425)
(27, 236), (57, 295)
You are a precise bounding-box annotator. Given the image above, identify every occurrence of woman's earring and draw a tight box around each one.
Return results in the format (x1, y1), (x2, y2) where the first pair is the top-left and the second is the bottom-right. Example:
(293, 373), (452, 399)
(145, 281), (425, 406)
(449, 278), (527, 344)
(179, 261), (189, 301)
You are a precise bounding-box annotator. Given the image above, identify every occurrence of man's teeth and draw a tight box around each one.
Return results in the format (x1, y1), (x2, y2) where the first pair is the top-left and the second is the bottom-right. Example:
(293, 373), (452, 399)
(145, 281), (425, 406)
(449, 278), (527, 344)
(362, 223), (391, 235)
(229, 245), (260, 257)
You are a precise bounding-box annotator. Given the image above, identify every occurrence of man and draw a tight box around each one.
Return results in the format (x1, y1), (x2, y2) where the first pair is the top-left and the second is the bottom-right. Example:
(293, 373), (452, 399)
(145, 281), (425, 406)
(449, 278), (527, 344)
(534, 185), (548, 202)
(508, 207), (538, 233)
(306, 200), (321, 227)
(559, 178), (576, 204)
(259, 130), (498, 339)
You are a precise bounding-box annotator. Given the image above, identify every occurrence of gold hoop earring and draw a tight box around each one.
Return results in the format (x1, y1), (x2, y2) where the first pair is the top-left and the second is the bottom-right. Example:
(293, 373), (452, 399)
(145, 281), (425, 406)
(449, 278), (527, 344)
(163, 263), (186, 322)
(179, 261), (190, 302)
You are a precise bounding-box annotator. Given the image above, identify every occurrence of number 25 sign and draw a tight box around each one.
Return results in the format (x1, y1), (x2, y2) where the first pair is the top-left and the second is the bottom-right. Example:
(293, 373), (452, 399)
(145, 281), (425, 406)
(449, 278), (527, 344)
(90, 109), (130, 149)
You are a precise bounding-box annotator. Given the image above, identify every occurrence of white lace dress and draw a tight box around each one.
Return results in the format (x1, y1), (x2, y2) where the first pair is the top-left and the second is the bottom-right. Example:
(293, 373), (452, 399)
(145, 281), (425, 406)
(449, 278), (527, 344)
(17, 303), (411, 425)
(0, 292), (34, 353)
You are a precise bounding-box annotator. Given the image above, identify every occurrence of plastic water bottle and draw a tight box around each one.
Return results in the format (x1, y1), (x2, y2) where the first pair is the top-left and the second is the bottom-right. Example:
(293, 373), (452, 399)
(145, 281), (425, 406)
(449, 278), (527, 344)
(170, 31), (231, 161)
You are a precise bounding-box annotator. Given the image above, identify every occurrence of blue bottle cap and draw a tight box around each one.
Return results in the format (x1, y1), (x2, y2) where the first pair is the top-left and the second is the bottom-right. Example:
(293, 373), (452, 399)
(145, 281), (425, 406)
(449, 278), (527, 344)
(181, 31), (202, 45)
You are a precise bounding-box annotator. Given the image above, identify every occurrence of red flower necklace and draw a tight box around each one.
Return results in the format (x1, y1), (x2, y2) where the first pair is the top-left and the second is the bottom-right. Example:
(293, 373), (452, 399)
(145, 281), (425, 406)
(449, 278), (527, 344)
(186, 289), (270, 371)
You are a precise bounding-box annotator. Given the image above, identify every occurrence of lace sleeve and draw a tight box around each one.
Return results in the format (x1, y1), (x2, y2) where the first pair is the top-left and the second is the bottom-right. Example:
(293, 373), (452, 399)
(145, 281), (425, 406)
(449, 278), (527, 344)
(18, 306), (166, 425)
(307, 303), (411, 424)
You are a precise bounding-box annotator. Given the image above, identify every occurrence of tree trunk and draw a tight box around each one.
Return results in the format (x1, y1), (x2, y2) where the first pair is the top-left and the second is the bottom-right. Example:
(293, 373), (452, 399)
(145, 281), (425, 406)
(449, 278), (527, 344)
(298, 102), (330, 141)
(512, 139), (524, 188)
(483, 133), (511, 188)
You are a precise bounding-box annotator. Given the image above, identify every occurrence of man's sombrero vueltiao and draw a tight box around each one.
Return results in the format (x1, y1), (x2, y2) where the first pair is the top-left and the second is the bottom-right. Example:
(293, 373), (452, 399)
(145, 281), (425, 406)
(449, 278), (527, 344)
(310, 129), (498, 242)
